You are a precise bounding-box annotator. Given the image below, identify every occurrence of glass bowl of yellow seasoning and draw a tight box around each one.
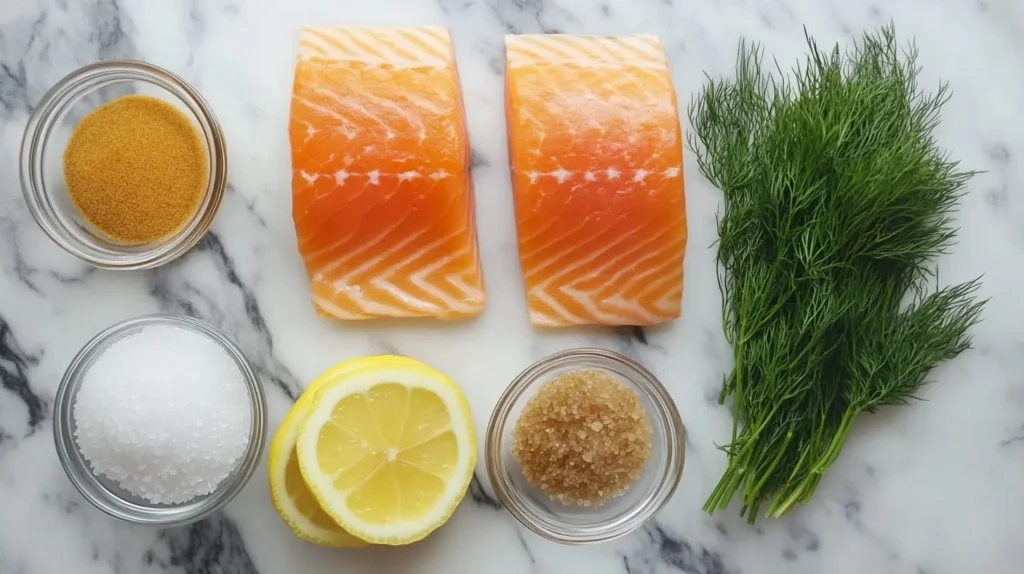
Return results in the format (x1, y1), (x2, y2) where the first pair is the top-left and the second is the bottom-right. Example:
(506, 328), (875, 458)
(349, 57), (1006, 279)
(486, 348), (685, 544)
(20, 60), (227, 269)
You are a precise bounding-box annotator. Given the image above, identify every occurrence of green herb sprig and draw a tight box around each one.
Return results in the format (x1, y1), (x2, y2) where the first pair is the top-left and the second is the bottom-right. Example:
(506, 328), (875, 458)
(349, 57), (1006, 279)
(688, 24), (986, 522)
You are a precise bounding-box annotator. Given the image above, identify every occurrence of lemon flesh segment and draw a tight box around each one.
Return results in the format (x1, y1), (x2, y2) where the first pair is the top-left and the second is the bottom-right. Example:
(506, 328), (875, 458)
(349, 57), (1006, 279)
(296, 362), (476, 545)
(268, 355), (420, 547)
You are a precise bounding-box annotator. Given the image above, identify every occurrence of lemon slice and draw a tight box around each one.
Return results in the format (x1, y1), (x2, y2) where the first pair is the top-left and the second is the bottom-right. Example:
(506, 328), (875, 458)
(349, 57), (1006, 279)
(296, 359), (476, 545)
(268, 355), (419, 547)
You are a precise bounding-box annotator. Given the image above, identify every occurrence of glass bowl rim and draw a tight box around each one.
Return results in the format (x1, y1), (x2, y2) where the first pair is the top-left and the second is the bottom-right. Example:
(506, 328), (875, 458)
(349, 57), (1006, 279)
(52, 314), (267, 527)
(19, 59), (228, 270)
(485, 347), (686, 545)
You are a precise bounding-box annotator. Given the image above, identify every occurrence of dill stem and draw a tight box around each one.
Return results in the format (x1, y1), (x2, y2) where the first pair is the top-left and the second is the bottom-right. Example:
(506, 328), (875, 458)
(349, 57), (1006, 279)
(765, 441), (813, 516)
(769, 409), (858, 517)
(768, 478), (807, 518)
(727, 334), (746, 444)
(704, 402), (782, 512)
(744, 428), (793, 507)
(811, 407), (859, 475)
(703, 466), (739, 512)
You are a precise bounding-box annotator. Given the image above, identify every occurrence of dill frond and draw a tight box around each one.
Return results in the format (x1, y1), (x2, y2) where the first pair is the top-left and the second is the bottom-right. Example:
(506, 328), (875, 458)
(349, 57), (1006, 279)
(689, 24), (985, 521)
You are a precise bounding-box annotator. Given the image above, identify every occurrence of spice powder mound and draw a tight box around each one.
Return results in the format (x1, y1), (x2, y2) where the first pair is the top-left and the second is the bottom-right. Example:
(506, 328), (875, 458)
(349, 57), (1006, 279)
(63, 94), (208, 245)
(511, 369), (653, 507)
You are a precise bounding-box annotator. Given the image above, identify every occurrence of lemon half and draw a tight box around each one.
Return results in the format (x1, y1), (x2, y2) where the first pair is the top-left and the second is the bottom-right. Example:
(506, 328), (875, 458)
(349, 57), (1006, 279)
(296, 359), (476, 545)
(268, 355), (420, 547)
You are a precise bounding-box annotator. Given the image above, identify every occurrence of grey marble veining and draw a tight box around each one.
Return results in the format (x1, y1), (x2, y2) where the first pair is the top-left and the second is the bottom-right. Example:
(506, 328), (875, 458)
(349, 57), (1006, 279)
(1, 0), (1023, 573)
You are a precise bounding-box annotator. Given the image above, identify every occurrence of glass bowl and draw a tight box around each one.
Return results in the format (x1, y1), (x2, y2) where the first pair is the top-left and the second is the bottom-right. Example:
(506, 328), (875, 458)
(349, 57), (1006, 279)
(486, 348), (685, 544)
(53, 315), (266, 527)
(20, 60), (227, 270)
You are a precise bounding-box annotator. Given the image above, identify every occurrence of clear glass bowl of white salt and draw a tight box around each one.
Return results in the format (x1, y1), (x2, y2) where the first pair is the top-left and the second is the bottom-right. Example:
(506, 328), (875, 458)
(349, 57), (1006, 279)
(53, 314), (267, 527)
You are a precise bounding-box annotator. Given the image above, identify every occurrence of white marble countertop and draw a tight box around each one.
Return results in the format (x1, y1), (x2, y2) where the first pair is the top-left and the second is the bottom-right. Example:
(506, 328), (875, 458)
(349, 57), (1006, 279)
(2, 0), (1023, 572)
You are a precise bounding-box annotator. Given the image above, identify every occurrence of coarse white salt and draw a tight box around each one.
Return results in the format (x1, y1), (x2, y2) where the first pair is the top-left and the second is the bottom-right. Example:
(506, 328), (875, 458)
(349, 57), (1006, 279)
(73, 324), (252, 504)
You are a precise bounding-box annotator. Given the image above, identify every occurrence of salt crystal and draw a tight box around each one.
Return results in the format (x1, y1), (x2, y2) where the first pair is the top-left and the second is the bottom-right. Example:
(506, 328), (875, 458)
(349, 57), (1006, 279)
(73, 324), (251, 505)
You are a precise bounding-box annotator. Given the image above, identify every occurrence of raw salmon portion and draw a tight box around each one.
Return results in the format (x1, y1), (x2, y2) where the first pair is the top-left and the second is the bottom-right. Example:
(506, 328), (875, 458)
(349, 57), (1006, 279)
(289, 26), (484, 320)
(505, 34), (687, 327)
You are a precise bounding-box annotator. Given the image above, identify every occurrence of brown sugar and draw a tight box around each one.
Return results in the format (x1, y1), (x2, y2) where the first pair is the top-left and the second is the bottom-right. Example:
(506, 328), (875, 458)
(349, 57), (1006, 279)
(63, 94), (208, 245)
(511, 369), (653, 507)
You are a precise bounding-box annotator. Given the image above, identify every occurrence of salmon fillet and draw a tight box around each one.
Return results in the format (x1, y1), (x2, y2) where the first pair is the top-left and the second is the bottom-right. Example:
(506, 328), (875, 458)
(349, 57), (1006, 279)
(504, 34), (687, 327)
(289, 26), (484, 320)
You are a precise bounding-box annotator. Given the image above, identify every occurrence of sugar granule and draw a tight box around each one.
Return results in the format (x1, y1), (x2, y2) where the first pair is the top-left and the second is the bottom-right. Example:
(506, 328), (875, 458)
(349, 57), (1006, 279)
(73, 324), (252, 504)
(511, 369), (653, 507)
(63, 95), (207, 245)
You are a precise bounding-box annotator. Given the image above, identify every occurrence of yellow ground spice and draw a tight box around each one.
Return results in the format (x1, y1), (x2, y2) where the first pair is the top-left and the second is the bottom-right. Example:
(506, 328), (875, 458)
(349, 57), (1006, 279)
(512, 369), (653, 507)
(63, 94), (208, 245)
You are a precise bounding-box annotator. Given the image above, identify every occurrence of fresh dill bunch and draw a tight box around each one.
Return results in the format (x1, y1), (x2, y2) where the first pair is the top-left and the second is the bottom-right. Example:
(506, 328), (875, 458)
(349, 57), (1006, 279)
(688, 24), (985, 522)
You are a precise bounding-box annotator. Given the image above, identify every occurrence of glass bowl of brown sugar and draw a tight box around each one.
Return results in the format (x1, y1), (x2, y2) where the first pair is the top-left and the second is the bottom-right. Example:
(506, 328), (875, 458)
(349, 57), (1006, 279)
(20, 60), (227, 270)
(485, 348), (685, 544)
